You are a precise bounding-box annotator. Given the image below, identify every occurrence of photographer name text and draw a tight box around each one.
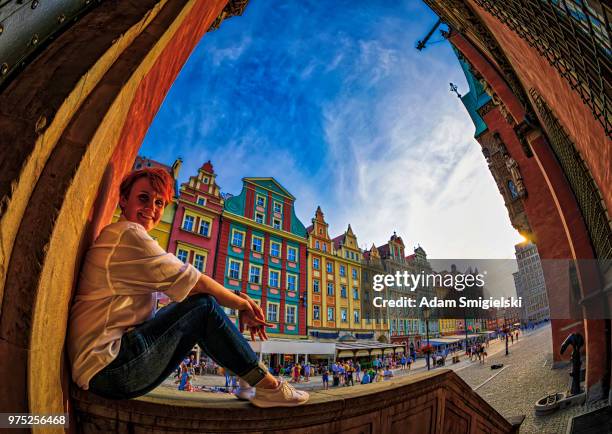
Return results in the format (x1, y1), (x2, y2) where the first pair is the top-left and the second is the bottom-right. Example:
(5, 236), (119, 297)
(372, 296), (522, 310)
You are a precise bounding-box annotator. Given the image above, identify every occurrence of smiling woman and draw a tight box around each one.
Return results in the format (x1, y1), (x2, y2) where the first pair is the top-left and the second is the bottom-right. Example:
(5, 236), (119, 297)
(118, 168), (174, 231)
(67, 167), (308, 407)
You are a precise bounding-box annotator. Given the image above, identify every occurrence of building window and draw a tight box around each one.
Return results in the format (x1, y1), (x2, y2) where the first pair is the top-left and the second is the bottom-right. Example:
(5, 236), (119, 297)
(354, 310), (360, 323)
(339, 265), (346, 277)
(203, 177), (209, 184)
(353, 287), (359, 300)
(228, 260), (241, 279)
(273, 218), (281, 230)
(327, 307), (334, 321)
(231, 230), (244, 247)
(340, 285), (347, 298)
(199, 219), (210, 237)
(182, 215), (194, 231)
(256, 195), (266, 207)
(194, 254), (205, 272)
(249, 265), (261, 284)
(313, 279), (320, 293)
(177, 249), (188, 263)
(269, 270), (279, 287)
(287, 246), (297, 262)
(270, 241), (281, 257)
(313, 305), (320, 320)
(352, 268), (358, 279)
(287, 274), (297, 291)
(322, 244), (327, 252)
(286, 305), (296, 324)
(313, 258), (320, 270)
(255, 213), (264, 224)
(326, 262), (333, 273)
(345, 251), (349, 259)
(267, 303), (278, 322)
(197, 197), (206, 206)
(252, 236), (263, 252)
(327, 282), (334, 296)
(315, 240), (320, 249)
(341, 308), (347, 323)
(273, 201), (282, 213)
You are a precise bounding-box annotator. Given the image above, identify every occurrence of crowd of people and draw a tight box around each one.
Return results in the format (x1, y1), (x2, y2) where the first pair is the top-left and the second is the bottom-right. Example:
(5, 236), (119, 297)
(172, 331), (523, 393)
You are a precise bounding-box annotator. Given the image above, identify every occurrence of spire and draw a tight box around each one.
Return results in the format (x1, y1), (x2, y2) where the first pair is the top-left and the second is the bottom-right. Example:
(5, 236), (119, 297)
(201, 160), (214, 173)
(314, 205), (325, 223)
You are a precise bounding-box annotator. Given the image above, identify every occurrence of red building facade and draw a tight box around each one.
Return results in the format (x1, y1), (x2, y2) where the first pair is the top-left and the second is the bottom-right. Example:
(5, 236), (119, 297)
(167, 161), (224, 277)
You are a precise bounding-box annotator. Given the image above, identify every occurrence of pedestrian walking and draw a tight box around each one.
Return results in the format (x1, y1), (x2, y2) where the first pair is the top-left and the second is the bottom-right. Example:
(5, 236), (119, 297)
(322, 368), (329, 390)
(346, 364), (354, 386)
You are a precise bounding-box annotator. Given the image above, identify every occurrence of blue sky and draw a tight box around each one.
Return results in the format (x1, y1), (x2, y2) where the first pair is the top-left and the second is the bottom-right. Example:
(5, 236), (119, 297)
(140, 0), (524, 259)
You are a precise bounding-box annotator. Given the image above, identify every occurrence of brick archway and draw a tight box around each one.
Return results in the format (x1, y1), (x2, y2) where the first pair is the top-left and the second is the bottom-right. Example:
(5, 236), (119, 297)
(0, 0), (241, 417)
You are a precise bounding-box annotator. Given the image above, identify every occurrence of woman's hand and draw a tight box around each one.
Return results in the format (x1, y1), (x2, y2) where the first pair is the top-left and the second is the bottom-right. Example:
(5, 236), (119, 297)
(237, 293), (273, 341)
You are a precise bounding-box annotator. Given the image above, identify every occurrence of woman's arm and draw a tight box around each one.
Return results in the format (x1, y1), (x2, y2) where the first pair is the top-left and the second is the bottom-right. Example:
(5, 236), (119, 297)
(190, 274), (247, 310)
(190, 274), (272, 339)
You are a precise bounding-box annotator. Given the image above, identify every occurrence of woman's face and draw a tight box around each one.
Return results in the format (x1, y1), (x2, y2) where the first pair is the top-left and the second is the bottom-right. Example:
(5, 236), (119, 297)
(119, 177), (166, 232)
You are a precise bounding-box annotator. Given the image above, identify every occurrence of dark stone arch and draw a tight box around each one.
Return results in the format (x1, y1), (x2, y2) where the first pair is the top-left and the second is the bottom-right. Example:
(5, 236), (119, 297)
(0, 0), (240, 416)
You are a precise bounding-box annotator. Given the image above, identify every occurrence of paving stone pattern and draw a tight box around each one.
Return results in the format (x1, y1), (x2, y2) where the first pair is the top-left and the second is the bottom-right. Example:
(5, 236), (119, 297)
(454, 326), (608, 434)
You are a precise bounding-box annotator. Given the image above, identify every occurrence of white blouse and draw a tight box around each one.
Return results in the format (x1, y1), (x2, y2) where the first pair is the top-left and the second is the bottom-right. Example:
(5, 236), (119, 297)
(67, 219), (201, 389)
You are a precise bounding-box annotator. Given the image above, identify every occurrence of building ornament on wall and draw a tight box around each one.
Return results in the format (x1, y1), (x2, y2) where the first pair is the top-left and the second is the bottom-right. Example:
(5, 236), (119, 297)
(504, 153), (526, 198)
(208, 0), (250, 32)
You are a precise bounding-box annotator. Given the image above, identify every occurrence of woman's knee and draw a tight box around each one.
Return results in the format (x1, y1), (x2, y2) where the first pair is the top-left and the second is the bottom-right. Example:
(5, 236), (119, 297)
(186, 293), (225, 318)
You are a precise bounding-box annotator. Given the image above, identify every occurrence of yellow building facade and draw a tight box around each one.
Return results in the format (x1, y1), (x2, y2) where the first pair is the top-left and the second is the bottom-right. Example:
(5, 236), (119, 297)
(307, 207), (374, 337)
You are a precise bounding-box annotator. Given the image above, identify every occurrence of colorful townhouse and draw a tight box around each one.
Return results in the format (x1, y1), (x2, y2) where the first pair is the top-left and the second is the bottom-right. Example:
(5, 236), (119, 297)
(378, 233), (431, 350)
(361, 244), (389, 340)
(332, 225), (375, 337)
(213, 178), (308, 338)
(306, 207), (373, 339)
(405, 246), (439, 339)
(166, 161), (224, 277)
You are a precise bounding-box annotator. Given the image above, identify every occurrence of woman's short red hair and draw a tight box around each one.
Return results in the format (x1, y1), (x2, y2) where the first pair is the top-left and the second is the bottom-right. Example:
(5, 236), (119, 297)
(119, 168), (174, 207)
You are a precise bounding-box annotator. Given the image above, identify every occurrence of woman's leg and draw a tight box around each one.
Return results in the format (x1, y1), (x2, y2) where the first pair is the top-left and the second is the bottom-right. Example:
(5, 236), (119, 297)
(89, 294), (266, 399)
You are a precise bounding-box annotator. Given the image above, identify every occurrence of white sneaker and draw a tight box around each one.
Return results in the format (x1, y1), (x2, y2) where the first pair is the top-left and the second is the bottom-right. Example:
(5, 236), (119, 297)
(250, 378), (309, 408)
(234, 378), (255, 400)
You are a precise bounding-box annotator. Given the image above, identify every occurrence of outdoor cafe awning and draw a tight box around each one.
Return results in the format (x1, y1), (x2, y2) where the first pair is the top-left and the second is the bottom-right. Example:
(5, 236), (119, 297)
(426, 337), (462, 346)
(249, 339), (335, 355)
(335, 340), (404, 358)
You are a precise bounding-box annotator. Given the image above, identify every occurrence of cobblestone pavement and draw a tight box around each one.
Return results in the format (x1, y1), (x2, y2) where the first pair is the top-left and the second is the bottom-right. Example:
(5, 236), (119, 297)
(452, 325), (608, 434)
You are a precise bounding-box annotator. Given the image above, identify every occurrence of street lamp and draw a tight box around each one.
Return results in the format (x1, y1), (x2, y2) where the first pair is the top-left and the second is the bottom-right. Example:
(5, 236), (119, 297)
(503, 317), (509, 356)
(423, 306), (431, 370)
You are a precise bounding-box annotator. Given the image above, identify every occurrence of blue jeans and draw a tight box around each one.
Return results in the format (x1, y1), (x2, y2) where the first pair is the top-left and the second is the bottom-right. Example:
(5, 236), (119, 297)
(89, 294), (266, 399)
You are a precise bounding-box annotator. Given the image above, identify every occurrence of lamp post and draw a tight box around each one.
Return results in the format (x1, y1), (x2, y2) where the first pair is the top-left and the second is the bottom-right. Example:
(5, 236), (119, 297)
(423, 306), (431, 370)
(503, 317), (509, 356)
(464, 308), (469, 355)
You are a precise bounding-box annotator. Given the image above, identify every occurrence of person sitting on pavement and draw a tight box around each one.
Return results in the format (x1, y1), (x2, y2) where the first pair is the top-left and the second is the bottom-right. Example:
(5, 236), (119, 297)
(68, 168), (308, 408)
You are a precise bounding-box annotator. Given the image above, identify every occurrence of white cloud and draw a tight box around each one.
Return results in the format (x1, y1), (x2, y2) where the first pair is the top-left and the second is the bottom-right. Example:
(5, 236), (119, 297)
(318, 41), (523, 258)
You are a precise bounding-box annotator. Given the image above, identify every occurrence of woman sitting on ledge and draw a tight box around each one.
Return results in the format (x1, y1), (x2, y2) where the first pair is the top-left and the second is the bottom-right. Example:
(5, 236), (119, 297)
(68, 168), (308, 408)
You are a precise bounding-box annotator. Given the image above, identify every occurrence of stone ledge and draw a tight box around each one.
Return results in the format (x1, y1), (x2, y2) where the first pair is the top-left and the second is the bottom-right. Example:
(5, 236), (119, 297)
(72, 370), (518, 433)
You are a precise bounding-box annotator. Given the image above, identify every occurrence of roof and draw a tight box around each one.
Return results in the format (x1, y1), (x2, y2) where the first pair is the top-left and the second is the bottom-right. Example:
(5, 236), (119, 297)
(243, 177), (295, 200)
(200, 160), (214, 173)
(306, 225), (314, 234)
(332, 234), (344, 250)
(377, 244), (390, 257)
